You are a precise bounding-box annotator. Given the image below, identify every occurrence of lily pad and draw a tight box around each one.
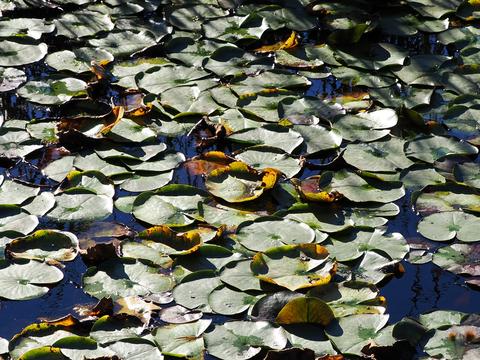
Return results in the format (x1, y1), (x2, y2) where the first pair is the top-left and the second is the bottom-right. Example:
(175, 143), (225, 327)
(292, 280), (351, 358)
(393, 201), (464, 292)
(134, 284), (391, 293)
(433, 243), (480, 276)
(204, 321), (287, 360)
(6, 230), (79, 262)
(326, 314), (389, 356)
(0, 261), (64, 300)
(250, 244), (335, 291)
(332, 109), (398, 142)
(83, 259), (175, 300)
(235, 217), (316, 252)
(343, 137), (414, 172)
(418, 211), (479, 242)
(153, 319), (211, 358)
(406, 136), (478, 163)
(17, 78), (88, 105)
(205, 161), (277, 203)
(0, 41), (48, 66)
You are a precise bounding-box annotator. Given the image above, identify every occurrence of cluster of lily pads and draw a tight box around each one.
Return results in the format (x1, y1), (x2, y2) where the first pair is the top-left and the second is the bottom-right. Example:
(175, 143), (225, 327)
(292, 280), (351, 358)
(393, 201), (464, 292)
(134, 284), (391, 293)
(1, 0), (480, 358)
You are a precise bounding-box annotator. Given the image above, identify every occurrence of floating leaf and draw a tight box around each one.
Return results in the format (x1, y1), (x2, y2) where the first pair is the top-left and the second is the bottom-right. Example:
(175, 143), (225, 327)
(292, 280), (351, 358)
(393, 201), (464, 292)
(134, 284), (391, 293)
(326, 314), (389, 356)
(343, 137), (414, 172)
(235, 217), (316, 252)
(208, 286), (260, 315)
(309, 282), (386, 318)
(17, 78), (88, 105)
(424, 325), (480, 359)
(137, 225), (202, 255)
(328, 229), (409, 262)
(172, 272), (221, 312)
(0, 261), (64, 300)
(418, 211), (479, 242)
(332, 109), (398, 142)
(6, 230), (79, 262)
(153, 319), (211, 358)
(0, 67), (26, 92)
(250, 244), (335, 291)
(406, 136), (478, 163)
(83, 259), (175, 300)
(276, 297), (335, 326)
(433, 243), (480, 276)
(0, 41), (48, 66)
(205, 161), (277, 203)
(205, 321), (288, 360)
(229, 126), (304, 153)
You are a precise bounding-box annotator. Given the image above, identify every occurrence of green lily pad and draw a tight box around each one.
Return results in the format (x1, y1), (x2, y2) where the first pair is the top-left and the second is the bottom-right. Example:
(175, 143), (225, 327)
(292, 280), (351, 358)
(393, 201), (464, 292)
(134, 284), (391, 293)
(433, 243), (480, 276)
(0, 206), (38, 236)
(0, 261), (64, 300)
(90, 315), (144, 344)
(309, 282), (386, 318)
(132, 185), (207, 226)
(0, 40), (48, 66)
(107, 338), (163, 360)
(235, 217), (316, 252)
(0, 179), (40, 205)
(204, 321), (288, 360)
(332, 108), (398, 142)
(406, 136), (478, 163)
(415, 190), (480, 215)
(326, 314), (389, 356)
(45, 48), (113, 73)
(82, 258), (175, 300)
(53, 336), (114, 360)
(219, 260), (263, 291)
(88, 31), (157, 57)
(6, 230), (79, 262)
(137, 65), (210, 94)
(153, 319), (211, 358)
(328, 228), (409, 262)
(172, 272), (222, 312)
(208, 286), (260, 315)
(424, 325), (480, 359)
(343, 137), (414, 172)
(54, 10), (114, 38)
(235, 147), (302, 178)
(0, 17), (54, 39)
(228, 126), (303, 154)
(17, 78), (88, 105)
(0, 67), (26, 92)
(47, 193), (113, 222)
(418, 211), (479, 242)
(454, 162), (480, 189)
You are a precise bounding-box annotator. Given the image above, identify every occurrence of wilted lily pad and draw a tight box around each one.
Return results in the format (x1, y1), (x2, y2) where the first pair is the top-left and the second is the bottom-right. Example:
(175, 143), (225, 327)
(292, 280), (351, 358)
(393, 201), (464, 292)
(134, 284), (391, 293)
(205, 161), (277, 203)
(251, 244), (335, 291)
